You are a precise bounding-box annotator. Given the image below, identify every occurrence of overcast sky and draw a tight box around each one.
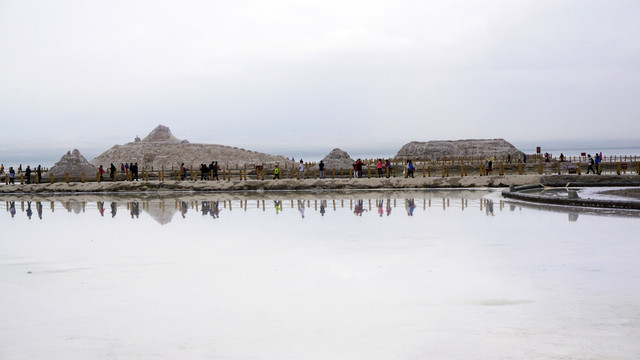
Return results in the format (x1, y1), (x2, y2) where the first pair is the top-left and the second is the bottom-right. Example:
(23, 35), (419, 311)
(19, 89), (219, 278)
(1, 0), (638, 159)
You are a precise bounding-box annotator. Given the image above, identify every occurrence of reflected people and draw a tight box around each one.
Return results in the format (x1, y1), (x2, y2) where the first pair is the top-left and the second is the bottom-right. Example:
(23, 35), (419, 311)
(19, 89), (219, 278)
(377, 200), (384, 217)
(210, 201), (220, 219)
(298, 200), (305, 218)
(36, 201), (42, 219)
(181, 201), (188, 218)
(274, 200), (281, 215)
(320, 200), (326, 216)
(98, 201), (105, 217)
(386, 199), (392, 216)
(354, 199), (366, 216)
(130, 202), (139, 219)
(485, 199), (494, 216)
(406, 199), (415, 216)
(110, 202), (117, 218)
(26, 201), (33, 220)
(201, 201), (210, 216)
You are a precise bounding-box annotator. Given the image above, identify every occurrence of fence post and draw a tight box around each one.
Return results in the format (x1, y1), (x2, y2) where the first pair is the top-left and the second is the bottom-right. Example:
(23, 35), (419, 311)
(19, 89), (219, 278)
(538, 163), (543, 174)
(557, 162), (561, 175)
(518, 164), (523, 175)
(49, 173), (54, 183)
(617, 162), (621, 175)
(577, 163), (581, 175)
(332, 168), (335, 179)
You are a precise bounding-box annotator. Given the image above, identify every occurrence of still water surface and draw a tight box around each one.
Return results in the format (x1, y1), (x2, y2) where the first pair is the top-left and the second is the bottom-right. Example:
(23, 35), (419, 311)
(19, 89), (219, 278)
(1, 189), (639, 359)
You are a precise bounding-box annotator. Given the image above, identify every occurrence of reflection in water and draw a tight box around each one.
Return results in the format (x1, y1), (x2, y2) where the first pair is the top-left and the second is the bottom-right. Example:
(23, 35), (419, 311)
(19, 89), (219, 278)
(2, 189), (638, 224)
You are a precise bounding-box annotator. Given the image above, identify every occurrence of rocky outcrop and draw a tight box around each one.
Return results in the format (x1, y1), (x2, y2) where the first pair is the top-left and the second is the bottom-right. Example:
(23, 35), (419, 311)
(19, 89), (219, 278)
(320, 148), (355, 170)
(49, 149), (99, 177)
(396, 139), (524, 160)
(90, 125), (293, 170)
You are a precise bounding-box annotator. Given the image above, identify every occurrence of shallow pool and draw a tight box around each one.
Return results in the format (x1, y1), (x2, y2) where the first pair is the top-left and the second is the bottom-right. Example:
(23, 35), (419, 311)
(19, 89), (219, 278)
(2, 189), (639, 359)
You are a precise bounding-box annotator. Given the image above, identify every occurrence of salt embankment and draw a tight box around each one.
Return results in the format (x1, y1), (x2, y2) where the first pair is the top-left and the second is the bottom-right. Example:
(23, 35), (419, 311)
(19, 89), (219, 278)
(1, 175), (544, 194)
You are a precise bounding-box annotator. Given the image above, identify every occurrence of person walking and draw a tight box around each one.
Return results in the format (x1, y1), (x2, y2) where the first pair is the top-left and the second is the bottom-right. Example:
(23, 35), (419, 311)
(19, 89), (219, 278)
(594, 153), (602, 175)
(586, 154), (596, 174)
(406, 160), (415, 178)
(274, 165), (280, 179)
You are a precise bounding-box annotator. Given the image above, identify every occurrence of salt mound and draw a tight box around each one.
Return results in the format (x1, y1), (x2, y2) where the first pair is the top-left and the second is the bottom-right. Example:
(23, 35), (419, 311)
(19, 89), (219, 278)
(321, 148), (355, 170)
(50, 149), (99, 177)
(91, 125), (292, 169)
(396, 139), (524, 160)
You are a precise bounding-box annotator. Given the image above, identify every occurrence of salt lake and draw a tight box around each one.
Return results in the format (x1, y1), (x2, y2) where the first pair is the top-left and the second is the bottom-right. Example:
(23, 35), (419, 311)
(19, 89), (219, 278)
(1, 189), (639, 359)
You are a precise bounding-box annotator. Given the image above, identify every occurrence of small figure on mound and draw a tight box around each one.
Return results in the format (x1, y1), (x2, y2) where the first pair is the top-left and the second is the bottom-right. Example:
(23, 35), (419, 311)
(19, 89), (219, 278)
(274, 165), (280, 179)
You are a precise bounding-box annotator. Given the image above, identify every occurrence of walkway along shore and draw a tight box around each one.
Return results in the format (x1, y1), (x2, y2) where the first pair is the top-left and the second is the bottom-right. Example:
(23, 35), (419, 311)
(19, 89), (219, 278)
(1, 174), (639, 194)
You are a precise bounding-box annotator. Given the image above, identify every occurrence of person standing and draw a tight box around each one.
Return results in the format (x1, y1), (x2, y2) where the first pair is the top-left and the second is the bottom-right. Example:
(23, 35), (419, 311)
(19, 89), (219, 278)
(110, 163), (116, 181)
(594, 153), (602, 175)
(299, 160), (304, 179)
(98, 165), (105, 181)
(376, 159), (383, 178)
(133, 163), (139, 181)
(36, 165), (42, 183)
(8, 167), (15, 184)
(318, 160), (325, 179)
(25, 165), (31, 183)
(385, 159), (391, 177)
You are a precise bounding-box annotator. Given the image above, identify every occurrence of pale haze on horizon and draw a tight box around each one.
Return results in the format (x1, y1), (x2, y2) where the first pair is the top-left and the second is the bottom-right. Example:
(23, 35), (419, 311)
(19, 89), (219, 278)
(1, 0), (639, 160)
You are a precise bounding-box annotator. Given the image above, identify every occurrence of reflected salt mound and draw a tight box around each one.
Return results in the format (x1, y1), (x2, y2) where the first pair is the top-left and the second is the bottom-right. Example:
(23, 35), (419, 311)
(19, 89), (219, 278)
(144, 202), (176, 225)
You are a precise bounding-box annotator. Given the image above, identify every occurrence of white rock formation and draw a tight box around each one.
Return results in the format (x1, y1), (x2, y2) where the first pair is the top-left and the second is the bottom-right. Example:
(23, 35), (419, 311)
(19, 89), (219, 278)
(91, 125), (293, 170)
(395, 139), (524, 160)
(320, 148), (356, 170)
(50, 149), (99, 177)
